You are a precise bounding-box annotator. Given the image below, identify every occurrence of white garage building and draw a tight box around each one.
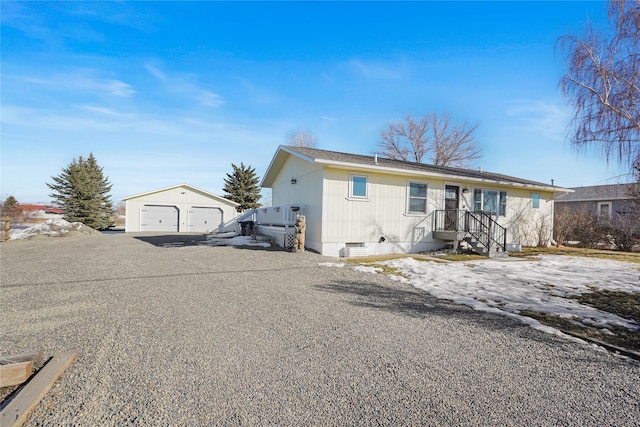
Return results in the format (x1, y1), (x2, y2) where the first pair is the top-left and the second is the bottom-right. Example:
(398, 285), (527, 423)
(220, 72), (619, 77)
(123, 184), (239, 233)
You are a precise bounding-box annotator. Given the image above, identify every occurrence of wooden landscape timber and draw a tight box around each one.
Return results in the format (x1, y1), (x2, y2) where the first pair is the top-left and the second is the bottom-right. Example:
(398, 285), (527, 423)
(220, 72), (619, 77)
(0, 351), (43, 388)
(0, 351), (76, 427)
(0, 362), (32, 389)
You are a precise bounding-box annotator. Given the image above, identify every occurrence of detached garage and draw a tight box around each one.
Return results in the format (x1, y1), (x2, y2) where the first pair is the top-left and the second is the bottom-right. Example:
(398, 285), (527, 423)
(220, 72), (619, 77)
(123, 184), (239, 233)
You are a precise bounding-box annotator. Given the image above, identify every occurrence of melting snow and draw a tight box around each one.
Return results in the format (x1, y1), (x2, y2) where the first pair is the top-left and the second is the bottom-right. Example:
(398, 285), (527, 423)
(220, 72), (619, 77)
(333, 255), (640, 339)
(9, 219), (100, 240)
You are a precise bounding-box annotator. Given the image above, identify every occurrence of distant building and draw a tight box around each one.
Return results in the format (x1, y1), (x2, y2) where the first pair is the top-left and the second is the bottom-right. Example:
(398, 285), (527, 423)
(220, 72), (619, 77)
(18, 204), (63, 219)
(555, 184), (636, 219)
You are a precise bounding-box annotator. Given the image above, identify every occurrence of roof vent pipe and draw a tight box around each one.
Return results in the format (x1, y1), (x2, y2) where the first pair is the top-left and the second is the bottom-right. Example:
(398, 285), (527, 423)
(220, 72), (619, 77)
(374, 154), (378, 165)
(479, 166), (483, 172)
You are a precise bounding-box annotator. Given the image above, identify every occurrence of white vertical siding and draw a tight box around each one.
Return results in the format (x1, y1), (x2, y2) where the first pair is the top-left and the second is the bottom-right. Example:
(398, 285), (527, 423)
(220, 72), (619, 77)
(321, 168), (446, 254)
(124, 186), (238, 233)
(268, 158), (558, 256)
(269, 156), (325, 253)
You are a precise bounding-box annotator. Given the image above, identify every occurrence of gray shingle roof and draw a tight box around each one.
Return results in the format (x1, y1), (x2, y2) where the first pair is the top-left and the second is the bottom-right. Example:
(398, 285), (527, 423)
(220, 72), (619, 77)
(285, 146), (561, 189)
(556, 184), (635, 202)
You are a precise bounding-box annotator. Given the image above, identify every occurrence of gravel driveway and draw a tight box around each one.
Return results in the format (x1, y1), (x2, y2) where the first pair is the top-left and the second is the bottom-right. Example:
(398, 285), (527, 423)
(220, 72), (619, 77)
(1, 233), (639, 426)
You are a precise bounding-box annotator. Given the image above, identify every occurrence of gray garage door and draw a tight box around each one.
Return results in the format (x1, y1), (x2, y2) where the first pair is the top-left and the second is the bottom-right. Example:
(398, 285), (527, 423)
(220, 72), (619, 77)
(188, 207), (223, 233)
(140, 205), (179, 232)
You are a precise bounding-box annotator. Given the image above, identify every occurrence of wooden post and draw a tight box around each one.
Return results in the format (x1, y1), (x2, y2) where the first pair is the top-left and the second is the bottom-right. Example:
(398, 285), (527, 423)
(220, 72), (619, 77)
(0, 351), (43, 388)
(4, 217), (10, 241)
(0, 361), (33, 388)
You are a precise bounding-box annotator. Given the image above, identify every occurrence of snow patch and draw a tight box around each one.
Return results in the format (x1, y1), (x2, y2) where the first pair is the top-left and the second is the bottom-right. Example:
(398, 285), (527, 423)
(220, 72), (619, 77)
(323, 254), (640, 341)
(318, 262), (345, 268)
(9, 219), (100, 240)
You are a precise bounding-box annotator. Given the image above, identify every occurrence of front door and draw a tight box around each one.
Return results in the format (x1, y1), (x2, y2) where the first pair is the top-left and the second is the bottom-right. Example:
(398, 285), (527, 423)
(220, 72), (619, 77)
(444, 185), (459, 230)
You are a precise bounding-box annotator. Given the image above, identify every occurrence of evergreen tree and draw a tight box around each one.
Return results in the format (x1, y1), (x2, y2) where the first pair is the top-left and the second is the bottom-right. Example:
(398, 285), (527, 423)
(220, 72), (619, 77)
(47, 153), (114, 229)
(222, 163), (261, 212)
(1, 196), (20, 219)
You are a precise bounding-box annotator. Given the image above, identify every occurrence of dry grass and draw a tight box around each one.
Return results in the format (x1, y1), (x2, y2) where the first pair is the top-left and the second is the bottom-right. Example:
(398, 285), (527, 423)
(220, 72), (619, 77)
(510, 246), (640, 264)
(345, 254), (450, 264)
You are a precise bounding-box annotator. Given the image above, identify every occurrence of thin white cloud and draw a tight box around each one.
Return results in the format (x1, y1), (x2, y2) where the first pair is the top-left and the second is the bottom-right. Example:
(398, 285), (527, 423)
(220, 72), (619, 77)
(105, 79), (135, 97)
(6, 70), (135, 98)
(143, 64), (224, 108)
(145, 63), (167, 81)
(77, 105), (137, 119)
(504, 99), (571, 142)
(1, 105), (172, 134)
(199, 91), (224, 108)
(345, 58), (409, 79)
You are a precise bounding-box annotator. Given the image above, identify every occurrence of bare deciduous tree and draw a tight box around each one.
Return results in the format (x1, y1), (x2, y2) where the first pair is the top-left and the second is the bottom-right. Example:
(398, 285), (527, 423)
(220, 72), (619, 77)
(558, 0), (640, 170)
(430, 113), (481, 168)
(287, 128), (317, 148)
(626, 159), (640, 216)
(377, 113), (481, 167)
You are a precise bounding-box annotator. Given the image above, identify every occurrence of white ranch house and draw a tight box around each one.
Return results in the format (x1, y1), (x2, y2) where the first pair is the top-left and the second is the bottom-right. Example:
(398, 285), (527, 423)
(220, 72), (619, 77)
(123, 184), (239, 233)
(255, 146), (571, 257)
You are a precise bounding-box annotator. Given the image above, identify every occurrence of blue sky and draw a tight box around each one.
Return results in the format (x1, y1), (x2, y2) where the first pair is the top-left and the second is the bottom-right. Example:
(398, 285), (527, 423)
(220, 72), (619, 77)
(1, 1), (632, 205)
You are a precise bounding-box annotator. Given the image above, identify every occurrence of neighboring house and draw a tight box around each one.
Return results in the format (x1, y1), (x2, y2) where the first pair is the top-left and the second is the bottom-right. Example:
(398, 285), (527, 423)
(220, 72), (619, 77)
(18, 204), (63, 220)
(554, 184), (637, 220)
(123, 184), (239, 233)
(260, 146), (571, 257)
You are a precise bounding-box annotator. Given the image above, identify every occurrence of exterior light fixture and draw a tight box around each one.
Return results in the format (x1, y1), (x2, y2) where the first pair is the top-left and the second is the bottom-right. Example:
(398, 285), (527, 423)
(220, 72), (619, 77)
(290, 178), (297, 184)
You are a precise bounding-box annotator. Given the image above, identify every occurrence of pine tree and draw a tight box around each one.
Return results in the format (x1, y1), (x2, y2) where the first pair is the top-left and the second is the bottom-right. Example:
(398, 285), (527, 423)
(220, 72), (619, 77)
(1, 196), (20, 219)
(222, 163), (261, 212)
(47, 153), (114, 229)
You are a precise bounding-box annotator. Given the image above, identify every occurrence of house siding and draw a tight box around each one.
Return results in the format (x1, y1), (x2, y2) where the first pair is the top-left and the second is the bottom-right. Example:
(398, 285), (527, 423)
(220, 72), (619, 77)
(262, 146), (565, 257)
(317, 170), (557, 256)
(321, 168), (438, 250)
(270, 155), (325, 253)
(500, 188), (555, 246)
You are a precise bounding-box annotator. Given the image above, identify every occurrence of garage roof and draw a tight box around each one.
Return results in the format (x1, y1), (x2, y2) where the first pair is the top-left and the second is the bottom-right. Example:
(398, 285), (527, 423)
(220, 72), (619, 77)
(122, 183), (239, 206)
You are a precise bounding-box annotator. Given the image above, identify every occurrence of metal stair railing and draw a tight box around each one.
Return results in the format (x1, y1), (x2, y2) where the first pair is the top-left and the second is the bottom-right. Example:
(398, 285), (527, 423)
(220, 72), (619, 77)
(465, 211), (506, 253)
(434, 210), (507, 253)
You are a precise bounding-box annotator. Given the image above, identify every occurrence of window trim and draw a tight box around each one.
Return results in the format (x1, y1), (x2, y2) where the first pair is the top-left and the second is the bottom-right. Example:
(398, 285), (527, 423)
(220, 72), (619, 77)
(348, 173), (369, 200)
(406, 180), (429, 215)
(473, 188), (507, 217)
(597, 201), (612, 218)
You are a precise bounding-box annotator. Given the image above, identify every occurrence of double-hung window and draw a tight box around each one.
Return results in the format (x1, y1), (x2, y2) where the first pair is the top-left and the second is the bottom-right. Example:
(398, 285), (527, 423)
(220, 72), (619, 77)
(474, 189), (507, 216)
(407, 182), (428, 214)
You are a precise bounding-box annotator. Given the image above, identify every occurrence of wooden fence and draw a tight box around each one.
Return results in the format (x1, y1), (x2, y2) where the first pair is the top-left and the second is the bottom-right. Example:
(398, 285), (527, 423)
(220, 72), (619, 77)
(1, 218), (10, 242)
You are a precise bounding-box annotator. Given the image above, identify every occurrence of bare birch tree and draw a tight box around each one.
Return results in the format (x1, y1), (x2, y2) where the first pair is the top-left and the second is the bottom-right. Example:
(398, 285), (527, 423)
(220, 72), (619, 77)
(287, 128), (317, 148)
(558, 0), (640, 170)
(377, 113), (481, 167)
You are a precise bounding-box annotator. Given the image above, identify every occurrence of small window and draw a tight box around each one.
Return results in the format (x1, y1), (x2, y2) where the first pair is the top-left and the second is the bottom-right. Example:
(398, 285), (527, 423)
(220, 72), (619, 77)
(350, 175), (368, 198)
(474, 189), (482, 212)
(531, 193), (540, 209)
(499, 191), (507, 216)
(598, 202), (611, 218)
(407, 182), (428, 213)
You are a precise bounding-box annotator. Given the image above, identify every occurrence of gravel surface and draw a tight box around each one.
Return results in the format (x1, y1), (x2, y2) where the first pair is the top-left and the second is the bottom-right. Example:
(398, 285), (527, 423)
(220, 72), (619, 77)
(1, 233), (639, 426)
